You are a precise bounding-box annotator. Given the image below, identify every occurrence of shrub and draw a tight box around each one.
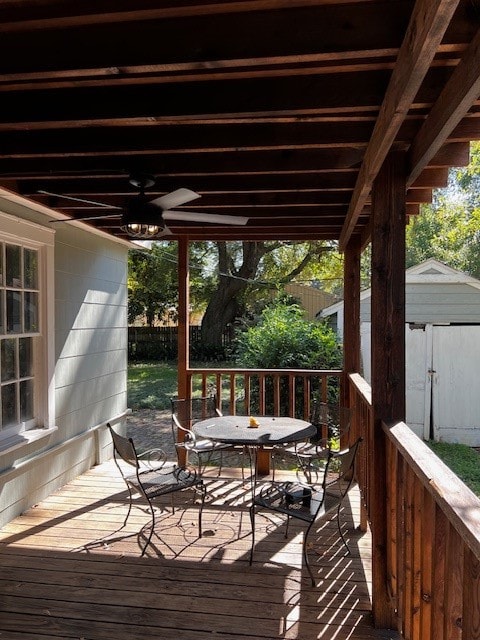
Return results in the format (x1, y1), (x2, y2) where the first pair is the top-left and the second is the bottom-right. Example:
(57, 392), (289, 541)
(234, 302), (343, 413)
(235, 302), (342, 370)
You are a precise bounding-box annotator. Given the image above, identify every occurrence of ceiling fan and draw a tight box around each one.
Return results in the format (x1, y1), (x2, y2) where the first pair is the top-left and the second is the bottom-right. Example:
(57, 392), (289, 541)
(41, 173), (248, 239)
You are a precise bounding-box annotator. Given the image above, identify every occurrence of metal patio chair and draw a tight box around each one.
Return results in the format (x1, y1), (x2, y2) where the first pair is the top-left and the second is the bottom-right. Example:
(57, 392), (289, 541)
(250, 437), (362, 586)
(171, 396), (246, 477)
(107, 423), (206, 556)
(272, 402), (353, 483)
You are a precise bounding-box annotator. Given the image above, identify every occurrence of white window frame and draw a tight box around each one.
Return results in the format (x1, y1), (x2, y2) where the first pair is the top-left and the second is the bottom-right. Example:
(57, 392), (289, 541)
(0, 211), (55, 446)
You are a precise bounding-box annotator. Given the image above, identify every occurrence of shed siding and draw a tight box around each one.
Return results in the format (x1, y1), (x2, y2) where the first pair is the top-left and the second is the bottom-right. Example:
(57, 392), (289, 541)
(359, 282), (480, 325)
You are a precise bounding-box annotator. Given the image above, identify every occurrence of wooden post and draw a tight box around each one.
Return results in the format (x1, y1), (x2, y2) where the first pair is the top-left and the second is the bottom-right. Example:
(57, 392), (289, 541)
(371, 151), (406, 629)
(343, 236), (367, 529)
(177, 238), (190, 466)
(343, 236), (361, 404)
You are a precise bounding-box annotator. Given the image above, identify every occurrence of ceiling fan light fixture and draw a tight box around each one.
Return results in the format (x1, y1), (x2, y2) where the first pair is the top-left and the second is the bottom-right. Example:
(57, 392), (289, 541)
(120, 197), (165, 238)
(121, 222), (163, 239)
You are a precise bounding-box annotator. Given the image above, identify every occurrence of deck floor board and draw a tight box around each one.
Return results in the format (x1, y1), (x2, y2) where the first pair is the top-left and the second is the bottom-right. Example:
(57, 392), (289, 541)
(0, 462), (399, 640)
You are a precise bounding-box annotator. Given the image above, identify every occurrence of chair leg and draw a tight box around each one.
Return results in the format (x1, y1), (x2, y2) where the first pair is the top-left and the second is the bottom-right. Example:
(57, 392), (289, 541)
(303, 521), (316, 587)
(336, 504), (351, 555)
(197, 483), (206, 538)
(140, 497), (156, 557)
(249, 503), (256, 565)
(123, 484), (134, 527)
(218, 450), (223, 476)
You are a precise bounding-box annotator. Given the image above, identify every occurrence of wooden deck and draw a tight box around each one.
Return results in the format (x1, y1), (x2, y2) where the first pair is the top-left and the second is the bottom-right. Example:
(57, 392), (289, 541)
(0, 462), (399, 640)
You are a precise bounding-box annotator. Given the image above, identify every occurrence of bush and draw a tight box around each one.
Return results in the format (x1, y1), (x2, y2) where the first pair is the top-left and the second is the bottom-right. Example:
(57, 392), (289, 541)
(234, 302), (343, 413)
(234, 302), (342, 370)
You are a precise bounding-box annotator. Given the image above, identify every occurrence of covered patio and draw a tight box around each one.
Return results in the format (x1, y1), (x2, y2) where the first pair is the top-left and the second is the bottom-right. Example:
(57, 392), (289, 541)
(0, 2), (480, 639)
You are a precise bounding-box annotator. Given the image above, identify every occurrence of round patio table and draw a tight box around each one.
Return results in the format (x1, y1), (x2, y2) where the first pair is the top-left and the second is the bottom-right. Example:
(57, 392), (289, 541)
(193, 414), (315, 446)
(193, 415), (315, 495)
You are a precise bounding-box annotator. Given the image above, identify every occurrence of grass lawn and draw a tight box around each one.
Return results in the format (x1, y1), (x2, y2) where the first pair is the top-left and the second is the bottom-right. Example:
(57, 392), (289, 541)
(128, 361), (178, 410)
(127, 360), (233, 410)
(427, 440), (480, 497)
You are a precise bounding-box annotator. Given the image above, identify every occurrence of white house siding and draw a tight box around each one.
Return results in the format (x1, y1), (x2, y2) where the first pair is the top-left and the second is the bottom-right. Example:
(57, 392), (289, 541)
(0, 200), (129, 528)
(54, 226), (128, 442)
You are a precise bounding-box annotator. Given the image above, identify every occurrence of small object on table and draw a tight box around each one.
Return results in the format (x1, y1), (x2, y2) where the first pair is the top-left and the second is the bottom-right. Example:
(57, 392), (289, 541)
(248, 416), (260, 428)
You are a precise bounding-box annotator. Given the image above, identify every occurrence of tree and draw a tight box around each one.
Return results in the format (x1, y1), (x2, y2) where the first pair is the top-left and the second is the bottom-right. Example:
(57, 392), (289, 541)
(128, 244), (178, 326)
(406, 143), (480, 277)
(128, 242), (212, 326)
(235, 300), (342, 370)
(235, 300), (343, 410)
(200, 240), (333, 348)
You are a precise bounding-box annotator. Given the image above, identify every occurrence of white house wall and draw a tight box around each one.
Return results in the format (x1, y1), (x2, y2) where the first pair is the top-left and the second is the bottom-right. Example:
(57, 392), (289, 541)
(0, 208), (129, 528)
(54, 225), (128, 443)
(358, 282), (480, 325)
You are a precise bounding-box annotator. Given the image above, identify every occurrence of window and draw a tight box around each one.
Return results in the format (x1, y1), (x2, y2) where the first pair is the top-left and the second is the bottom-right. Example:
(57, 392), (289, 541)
(0, 242), (40, 436)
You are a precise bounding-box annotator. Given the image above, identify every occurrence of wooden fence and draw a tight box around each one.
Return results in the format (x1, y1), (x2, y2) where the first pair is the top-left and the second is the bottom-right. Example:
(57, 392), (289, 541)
(128, 326), (233, 360)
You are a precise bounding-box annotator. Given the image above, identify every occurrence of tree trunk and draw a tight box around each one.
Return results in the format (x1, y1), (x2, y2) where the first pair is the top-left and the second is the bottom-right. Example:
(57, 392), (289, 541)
(201, 242), (267, 347)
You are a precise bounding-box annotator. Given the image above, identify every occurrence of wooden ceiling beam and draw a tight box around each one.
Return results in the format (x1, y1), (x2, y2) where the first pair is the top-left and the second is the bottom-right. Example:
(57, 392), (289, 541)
(0, 142), (467, 180)
(408, 26), (480, 186)
(0, 4), (411, 67)
(339, 0), (461, 251)
(3, 116), (479, 161)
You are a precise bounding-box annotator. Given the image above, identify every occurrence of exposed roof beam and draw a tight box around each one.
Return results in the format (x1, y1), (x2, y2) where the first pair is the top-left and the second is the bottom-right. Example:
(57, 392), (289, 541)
(0, 142), (468, 179)
(339, 0), (461, 251)
(408, 26), (480, 186)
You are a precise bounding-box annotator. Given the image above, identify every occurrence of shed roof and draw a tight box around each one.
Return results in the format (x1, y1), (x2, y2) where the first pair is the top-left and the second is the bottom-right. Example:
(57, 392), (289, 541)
(319, 259), (480, 320)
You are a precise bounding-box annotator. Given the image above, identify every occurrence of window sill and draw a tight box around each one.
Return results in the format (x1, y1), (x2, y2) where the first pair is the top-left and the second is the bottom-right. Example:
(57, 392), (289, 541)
(0, 426), (58, 455)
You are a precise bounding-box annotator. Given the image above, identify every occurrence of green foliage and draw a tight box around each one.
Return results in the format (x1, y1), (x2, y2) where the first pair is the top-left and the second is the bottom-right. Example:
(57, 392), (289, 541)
(406, 142), (480, 278)
(427, 441), (480, 497)
(128, 243), (179, 326)
(234, 301), (342, 370)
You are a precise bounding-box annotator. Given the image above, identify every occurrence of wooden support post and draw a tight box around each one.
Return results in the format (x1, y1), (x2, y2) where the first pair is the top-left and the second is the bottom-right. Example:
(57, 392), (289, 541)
(343, 236), (361, 405)
(371, 151), (407, 630)
(343, 236), (367, 528)
(177, 238), (190, 466)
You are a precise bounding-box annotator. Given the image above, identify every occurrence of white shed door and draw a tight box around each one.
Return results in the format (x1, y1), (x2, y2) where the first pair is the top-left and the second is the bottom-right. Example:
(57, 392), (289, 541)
(406, 324), (432, 439)
(432, 325), (480, 445)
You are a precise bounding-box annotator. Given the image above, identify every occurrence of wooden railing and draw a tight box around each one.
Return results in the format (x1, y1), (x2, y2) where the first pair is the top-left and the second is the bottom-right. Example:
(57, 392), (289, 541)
(348, 373), (480, 640)
(187, 367), (343, 418)
(384, 423), (480, 640)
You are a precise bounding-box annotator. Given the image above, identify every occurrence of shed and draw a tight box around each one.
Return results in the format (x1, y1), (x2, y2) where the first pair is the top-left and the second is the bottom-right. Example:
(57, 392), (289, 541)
(318, 259), (480, 445)
(284, 283), (337, 321)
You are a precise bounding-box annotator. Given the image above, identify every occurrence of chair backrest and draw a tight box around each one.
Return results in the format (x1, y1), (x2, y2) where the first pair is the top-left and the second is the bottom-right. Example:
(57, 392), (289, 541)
(171, 395), (221, 426)
(170, 395), (221, 458)
(326, 437), (362, 497)
(310, 401), (352, 446)
(107, 423), (139, 469)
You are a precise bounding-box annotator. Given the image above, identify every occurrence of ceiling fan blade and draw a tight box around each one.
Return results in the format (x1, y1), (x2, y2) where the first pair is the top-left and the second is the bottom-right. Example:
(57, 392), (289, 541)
(150, 188), (200, 210)
(163, 210), (248, 226)
(49, 213), (121, 223)
(38, 190), (121, 209)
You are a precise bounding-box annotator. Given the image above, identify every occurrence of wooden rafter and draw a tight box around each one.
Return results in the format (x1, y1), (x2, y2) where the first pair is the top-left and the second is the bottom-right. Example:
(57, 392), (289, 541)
(339, 0), (461, 250)
(408, 26), (480, 186)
